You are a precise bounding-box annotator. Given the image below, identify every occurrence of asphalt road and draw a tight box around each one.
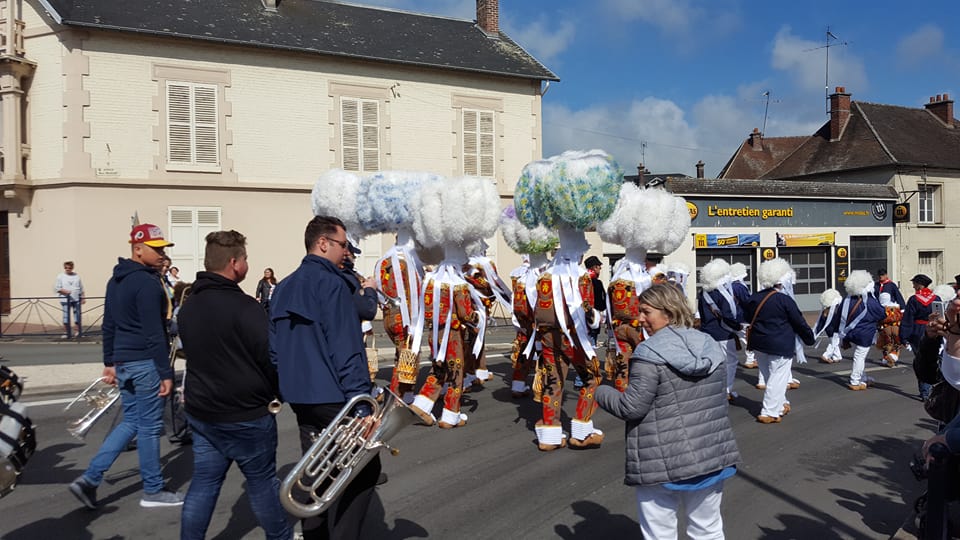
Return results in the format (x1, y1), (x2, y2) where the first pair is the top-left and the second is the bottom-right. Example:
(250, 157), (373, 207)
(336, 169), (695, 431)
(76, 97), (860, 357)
(0, 331), (939, 539)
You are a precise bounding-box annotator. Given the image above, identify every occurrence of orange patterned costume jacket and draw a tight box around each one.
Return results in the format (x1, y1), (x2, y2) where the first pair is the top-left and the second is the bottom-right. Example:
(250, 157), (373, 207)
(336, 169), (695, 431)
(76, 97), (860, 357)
(415, 280), (477, 413)
(606, 278), (646, 391)
(378, 256), (422, 393)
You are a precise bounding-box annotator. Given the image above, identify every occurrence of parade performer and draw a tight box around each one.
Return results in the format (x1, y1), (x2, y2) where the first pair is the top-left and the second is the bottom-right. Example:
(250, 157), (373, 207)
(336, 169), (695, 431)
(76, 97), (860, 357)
(729, 263), (758, 369)
(698, 259), (742, 400)
(462, 239), (512, 388)
(515, 149), (621, 451)
(900, 274), (941, 400)
(743, 258), (815, 424)
(827, 270), (885, 391)
(407, 176), (500, 429)
(876, 292), (903, 367)
(499, 205), (558, 399)
(355, 171), (440, 400)
(666, 262), (691, 293)
(597, 183), (689, 391)
(814, 289), (843, 364)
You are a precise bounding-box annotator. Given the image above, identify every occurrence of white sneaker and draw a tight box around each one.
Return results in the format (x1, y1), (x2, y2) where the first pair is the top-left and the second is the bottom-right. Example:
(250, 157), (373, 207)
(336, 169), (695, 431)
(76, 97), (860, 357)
(140, 489), (185, 507)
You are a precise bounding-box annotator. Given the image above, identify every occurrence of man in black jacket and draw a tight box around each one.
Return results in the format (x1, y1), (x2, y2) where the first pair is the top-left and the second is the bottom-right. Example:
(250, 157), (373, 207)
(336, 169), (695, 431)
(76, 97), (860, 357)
(177, 230), (292, 540)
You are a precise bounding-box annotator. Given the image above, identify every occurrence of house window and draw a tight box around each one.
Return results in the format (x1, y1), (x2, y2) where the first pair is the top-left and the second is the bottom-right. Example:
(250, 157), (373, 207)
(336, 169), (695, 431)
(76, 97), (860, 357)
(918, 251), (942, 285)
(918, 184), (940, 224)
(463, 109), (495, 177)
(168, 206), (222, 280)
(165, 82), (220, 172)
(340, 97), (380, 172)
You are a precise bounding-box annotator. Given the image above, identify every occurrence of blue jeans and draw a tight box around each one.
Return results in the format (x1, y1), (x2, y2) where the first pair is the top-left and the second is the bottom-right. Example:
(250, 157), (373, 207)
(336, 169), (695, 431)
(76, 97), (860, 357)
(82, 359), (165, 493)
(181, 413), (293, 540)
(61, 299), (81, 326)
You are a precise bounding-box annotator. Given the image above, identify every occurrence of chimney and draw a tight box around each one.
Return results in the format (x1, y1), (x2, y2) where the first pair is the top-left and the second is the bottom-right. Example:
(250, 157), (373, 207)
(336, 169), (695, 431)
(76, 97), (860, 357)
(925, 93), (955, 127)
(636, 162), (646, 186)
(261, 0), (278, 12)
(749, 127), (763, 150)
(829, 86), (851, 141)
(476, 0), (499, 36)
(696, 160), (705, 179)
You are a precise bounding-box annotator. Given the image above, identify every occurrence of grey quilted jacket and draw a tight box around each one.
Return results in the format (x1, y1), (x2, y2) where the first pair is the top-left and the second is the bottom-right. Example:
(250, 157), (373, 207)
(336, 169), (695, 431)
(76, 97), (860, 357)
(596, 325), (741, 486)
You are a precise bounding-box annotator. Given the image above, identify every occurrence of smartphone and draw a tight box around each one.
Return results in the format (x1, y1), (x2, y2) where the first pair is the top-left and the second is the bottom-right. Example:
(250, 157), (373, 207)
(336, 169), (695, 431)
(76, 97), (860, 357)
(931, 300), (946, 320)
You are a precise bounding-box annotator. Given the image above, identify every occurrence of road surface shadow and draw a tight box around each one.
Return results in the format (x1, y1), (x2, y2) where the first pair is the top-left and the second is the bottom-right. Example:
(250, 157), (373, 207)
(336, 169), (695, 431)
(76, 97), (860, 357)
(360, 490), (428, 539)
(554, 499), (639, 538)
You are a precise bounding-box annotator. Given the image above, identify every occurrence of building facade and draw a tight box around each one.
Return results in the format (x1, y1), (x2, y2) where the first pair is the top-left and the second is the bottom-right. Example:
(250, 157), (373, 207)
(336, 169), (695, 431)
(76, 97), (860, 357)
(0, 0), (556, 315)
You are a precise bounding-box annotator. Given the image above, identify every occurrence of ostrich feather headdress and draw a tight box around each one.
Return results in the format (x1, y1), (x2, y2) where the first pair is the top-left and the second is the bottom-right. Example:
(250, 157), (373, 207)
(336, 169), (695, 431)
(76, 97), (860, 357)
(499, 205), (558, 255)
(356, 171), (441, 233)
(412, 176), (500, 248)
(597, 182), (690, 254)
(311, 169), (363, 234)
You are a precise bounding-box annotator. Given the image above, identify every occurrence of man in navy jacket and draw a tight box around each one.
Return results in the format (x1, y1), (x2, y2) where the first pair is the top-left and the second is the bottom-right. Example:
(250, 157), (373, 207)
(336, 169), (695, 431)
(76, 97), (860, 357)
(270, 215), (378, 540)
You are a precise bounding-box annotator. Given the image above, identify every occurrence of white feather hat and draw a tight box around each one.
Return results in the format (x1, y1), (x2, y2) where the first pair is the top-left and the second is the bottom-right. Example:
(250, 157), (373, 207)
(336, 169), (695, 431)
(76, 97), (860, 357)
(597, 182), (690, 254)
(844, 270), (874, 297)
(820, 289), (842, 308)
(499, 205), (558, 255)
(758, 258), (794, 289)
(311, 169), (363, 235)
(356, 171), (441, 233)
(700, 259), (731, 292)
(411, 176), (500, 248)
(934, 284), (957, 302)
(729, 262), (748, 281)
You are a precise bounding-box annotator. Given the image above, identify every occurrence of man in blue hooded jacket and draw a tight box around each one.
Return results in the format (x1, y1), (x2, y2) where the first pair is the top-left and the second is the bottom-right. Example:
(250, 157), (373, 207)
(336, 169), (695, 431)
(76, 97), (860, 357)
(69, 223), (184, 510)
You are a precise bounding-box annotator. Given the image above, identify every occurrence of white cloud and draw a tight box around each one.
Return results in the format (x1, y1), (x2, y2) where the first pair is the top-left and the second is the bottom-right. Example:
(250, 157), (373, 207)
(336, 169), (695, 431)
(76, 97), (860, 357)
(896, 25), (945, 67)
(543, 90), (826, 178)
(502, 17), (576, 66)
(771, 26), (868, 94)
(600, 0), (702, 34)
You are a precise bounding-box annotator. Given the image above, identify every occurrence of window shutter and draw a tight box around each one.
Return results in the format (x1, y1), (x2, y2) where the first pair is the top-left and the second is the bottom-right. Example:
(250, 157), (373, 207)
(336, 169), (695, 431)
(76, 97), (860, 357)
(193, 84), (219, 166)
(341, 98), (360, 171)
(361, 100), (379, 171)
(479, 111), (495, 177)
(169, 208), (198, 278)
(167, 83), (193, 165)
(463, 110), (478, 175)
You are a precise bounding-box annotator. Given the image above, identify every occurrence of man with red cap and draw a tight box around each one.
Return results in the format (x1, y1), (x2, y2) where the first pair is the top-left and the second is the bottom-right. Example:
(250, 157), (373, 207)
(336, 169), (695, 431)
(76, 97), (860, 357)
(69, 223), (185, 510)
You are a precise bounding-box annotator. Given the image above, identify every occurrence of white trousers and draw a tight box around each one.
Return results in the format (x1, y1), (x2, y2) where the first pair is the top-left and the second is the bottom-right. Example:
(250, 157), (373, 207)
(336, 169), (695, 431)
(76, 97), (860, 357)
(850, 345), (869, 385)
(822, 334), (842, 361)
(718, 339), (738, 394)
(756, 352), (791, 418)
(635, 482), (725, 540)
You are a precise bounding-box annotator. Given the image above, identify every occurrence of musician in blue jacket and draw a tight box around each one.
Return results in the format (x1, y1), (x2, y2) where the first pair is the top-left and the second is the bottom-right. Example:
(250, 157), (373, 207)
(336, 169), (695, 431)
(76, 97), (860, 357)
(742, 259), (815, 424)
(826, 270), (886, 391)
(270, 215), (378, 540)
(697, 259), (742, 400)
(899, 273), (941, 400)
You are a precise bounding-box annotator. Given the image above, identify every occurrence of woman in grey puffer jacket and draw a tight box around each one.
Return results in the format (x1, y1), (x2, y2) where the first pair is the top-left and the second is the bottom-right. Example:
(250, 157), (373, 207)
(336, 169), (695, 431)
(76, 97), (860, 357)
(596, 284), (740, 539)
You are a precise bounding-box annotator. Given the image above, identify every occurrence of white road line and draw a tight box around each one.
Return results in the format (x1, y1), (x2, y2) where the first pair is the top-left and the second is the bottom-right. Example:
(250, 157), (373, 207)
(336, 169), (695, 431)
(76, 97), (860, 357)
(21, 397), (75, 407)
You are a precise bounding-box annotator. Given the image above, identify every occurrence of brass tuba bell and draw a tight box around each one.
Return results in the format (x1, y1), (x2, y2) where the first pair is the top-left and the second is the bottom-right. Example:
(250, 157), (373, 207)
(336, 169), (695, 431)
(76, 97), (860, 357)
(64, 377), (120, 440)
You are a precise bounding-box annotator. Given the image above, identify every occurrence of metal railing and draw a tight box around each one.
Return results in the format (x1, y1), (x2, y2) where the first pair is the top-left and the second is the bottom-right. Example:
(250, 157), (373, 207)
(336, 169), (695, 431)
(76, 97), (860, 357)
(0, 296), (104, 338)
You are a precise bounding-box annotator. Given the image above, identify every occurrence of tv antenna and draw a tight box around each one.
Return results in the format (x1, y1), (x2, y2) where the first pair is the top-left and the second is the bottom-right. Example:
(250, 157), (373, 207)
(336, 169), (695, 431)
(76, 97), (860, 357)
(804, 26), (848, 114)
(761, 91), (781, 137)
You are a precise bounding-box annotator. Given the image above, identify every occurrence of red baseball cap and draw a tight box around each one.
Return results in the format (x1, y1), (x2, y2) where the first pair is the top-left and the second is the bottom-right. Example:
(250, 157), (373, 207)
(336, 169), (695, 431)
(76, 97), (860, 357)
(129, 223), (174, 248)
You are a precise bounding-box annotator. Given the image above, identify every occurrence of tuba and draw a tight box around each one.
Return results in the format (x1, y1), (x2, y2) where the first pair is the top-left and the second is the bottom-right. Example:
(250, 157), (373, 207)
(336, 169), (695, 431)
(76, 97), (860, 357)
(64, 377), (120, 440)
(280, 388), (418, 518)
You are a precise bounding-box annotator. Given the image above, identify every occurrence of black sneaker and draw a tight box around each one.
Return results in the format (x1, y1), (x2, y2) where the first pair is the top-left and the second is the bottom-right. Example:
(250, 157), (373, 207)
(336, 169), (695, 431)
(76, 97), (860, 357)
(140, 489), (185, 508)
(69, 477), (98, 509)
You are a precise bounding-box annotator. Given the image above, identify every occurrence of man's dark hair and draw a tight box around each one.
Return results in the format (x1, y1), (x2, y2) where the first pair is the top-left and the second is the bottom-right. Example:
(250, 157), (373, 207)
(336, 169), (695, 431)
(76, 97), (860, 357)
(204, 230), (247, 271)
(878, 268), (887, 276)
(63, 261), (74, 267)
(304, 215), (345, 252)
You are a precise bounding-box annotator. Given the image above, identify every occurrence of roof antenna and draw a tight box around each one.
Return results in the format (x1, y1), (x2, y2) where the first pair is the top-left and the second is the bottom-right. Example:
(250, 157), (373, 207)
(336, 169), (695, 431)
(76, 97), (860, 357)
(804, 26), (848, 114)
(761, 90), (780, 137)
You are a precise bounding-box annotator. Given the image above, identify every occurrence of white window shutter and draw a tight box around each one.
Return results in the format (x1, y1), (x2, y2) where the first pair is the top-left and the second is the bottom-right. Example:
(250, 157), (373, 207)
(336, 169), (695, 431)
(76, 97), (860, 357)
(479, 111), (495, 177)
(341, 98), (360, 171)
(361, 100), (379, 171)
(463, 109), (494, 177)
(193, 84), (219, 166)
(167, 83), (193, 165)
(169, 208), (198, 279)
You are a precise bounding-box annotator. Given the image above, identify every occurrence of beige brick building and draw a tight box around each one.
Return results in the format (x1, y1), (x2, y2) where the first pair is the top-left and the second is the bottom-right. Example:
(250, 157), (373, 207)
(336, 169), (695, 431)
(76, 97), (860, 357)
(0, 0), (556, 320)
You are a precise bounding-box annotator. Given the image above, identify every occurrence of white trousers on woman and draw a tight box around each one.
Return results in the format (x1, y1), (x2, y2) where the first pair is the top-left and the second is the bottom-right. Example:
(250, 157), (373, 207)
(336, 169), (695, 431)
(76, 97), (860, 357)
(756, 351), (791, 418)
(635, 482), (725, 539)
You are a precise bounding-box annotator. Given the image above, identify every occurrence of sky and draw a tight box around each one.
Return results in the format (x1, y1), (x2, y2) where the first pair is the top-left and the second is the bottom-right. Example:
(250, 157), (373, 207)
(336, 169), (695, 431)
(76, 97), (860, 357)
(344, 0), (959, 177)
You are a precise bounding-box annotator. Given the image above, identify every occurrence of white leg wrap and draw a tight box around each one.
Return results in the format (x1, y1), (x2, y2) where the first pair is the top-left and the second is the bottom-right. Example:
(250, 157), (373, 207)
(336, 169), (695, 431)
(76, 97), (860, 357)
(571, 419), (602, 441)
(535, 425), (564, 445)
(440, 408), (463, 426)
(412, 395), (435, 416)
(511, 380), (530, 393)
(476, 369), (491, 381)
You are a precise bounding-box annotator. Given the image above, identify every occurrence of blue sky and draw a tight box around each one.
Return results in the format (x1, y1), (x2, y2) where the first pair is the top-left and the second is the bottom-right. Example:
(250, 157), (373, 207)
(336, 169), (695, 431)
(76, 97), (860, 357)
(347, 0), (959, 177)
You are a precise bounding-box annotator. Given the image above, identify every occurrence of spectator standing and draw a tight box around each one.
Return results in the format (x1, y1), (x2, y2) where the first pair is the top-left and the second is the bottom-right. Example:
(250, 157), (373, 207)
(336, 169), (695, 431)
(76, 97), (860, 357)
(742, 258), (815, 424)
(270, 215), (379, 540)
(68, 223), (184, 509)
(54, 261), (85, 339)
(255, 268), (278, 313)
(874, 268), (906, 308)
(177, 230), (292, 540)
(596, 284), (740, 539)
(901, 273), (941, 400)
(584, 256), (606, 346)
(166, 266), (182, 286)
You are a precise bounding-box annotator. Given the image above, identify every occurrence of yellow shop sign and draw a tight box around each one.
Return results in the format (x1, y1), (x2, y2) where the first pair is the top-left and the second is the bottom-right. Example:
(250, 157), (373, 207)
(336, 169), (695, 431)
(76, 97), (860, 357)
(706, 205), (794, 220)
